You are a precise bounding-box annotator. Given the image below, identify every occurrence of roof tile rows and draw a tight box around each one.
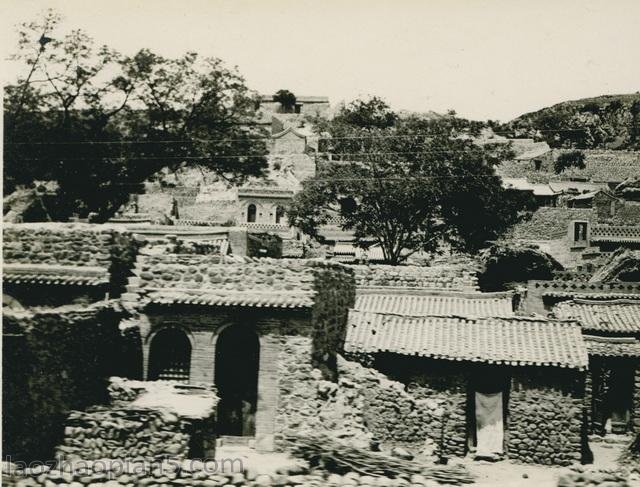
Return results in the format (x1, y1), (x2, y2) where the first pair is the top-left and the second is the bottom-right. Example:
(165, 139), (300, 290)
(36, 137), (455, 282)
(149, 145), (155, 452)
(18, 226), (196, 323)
(146, 290), (314, 308)
(554, 299), (640, 334)
(345, 310), (588, 370)
(2, 263), (110, 287)
(354, 289), (514, 318)
(583, 335), (640, 357)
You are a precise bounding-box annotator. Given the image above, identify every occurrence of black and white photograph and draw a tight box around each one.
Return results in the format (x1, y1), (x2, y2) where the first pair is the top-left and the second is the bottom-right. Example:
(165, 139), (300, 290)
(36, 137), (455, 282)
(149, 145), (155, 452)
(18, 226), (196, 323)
(2, 1), (640, 485)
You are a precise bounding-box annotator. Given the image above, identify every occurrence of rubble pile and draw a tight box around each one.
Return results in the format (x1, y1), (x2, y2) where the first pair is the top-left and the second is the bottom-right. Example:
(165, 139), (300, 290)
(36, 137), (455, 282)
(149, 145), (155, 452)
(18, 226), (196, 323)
(557, 466), (631, 487)
(285, 433), (473, 485)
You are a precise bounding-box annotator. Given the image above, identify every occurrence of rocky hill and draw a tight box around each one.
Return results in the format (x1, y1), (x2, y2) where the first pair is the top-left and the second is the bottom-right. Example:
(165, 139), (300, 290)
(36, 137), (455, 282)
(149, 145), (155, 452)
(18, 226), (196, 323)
(501, 93), (640, 150)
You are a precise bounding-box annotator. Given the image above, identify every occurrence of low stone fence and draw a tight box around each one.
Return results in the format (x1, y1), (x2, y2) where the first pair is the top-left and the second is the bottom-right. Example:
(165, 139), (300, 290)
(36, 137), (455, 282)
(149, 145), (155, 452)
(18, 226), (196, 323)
(55, 378), (218, 463)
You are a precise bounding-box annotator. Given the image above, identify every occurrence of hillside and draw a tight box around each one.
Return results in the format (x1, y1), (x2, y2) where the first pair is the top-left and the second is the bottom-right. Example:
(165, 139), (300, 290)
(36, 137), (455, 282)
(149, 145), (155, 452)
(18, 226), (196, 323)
(501, 93), (640, 150)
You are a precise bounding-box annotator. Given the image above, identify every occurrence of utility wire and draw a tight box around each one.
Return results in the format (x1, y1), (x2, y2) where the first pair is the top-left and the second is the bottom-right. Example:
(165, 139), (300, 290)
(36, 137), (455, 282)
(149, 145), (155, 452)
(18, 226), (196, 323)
(4, 127), (593, 145)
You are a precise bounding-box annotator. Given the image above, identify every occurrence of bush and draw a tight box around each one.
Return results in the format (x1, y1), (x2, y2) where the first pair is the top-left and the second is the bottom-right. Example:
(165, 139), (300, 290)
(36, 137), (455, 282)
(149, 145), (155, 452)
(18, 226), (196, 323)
(273, 89), (297, 113)
(554, 150), (586, 174)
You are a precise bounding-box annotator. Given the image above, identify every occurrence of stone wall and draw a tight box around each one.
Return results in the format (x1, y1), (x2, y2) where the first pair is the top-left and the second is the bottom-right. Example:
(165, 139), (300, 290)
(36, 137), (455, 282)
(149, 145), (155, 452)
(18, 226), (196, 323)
(509, 207), (596, 241)
(375, 355), (468, 458)
(3, 223), (137, 300)
(634, 366), (640, 433)
(274, 346), (447, 460)
(350, 263), (479, 291)
(2, 304), (123, 462)
(310, 264), (356, 377)
(507, 368), (585, 465)
(56, 378), (217, 462)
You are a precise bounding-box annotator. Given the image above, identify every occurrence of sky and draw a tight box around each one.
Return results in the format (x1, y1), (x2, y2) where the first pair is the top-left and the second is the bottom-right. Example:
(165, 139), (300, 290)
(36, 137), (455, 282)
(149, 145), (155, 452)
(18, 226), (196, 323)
(1, 0), (639, 122)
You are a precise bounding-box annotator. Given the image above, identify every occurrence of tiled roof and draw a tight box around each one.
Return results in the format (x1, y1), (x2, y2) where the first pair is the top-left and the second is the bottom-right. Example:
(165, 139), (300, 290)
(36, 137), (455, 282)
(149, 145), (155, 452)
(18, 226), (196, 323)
(584, 335), (640, 357)
(590, 225), (640, 244)
(146, 289), (314, 308)
(3, 263), (110, 286)
(128, 255), (351, 310)
(554, 299), (640, 334)
(354, 288), (514, 318)
(501, 178), (555, 196)
(561, 150), (640, 183)
(544, 291), (640, 300)
(345, 310), (588, 369)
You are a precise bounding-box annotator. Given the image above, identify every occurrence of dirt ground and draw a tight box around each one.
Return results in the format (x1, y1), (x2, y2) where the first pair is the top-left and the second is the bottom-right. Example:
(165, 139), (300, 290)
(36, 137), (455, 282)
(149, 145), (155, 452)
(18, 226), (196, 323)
(461, 440), (634, 487)
(216, 440), (635, 487)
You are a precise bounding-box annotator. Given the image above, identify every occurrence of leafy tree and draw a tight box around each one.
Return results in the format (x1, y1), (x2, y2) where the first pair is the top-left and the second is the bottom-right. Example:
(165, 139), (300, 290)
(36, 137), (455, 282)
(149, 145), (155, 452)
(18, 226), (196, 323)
(273, 89), (297, 113)
(554, 150), (586, 173)
(288, 99), (528, 264)
(121, 49), (269, 181)
(4, 11), (268, 221)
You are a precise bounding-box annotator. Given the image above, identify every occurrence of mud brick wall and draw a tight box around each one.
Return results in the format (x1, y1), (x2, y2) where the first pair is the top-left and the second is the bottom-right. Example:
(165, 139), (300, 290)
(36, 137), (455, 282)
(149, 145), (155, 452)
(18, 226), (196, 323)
(507, 368), (584, 465)
(350, 264), (478, 291)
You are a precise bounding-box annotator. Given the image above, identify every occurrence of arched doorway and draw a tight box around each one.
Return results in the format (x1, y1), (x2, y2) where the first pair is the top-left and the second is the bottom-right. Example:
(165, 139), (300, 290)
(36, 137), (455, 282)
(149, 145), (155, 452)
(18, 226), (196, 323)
(215, 325), (260, 436)
(148, 328), (191, 382)
(247, 204), (257, 223)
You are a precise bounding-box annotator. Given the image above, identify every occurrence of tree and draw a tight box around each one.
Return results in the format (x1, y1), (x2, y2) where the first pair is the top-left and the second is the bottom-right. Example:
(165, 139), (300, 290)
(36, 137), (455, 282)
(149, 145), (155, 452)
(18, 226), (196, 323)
(121, 49), (269, 181)
(4, 11), (269, 221)
(554, 150), (586, 173)
(288, 99), (528, 264)
(273, 89), (297, 113)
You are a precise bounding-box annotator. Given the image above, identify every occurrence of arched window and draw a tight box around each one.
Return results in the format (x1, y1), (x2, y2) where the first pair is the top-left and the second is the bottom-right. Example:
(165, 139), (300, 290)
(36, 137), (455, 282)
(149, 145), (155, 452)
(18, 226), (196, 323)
(275, 205), (286, 224)
(247, 204), (257, 223)
(148, 328), (191, 382)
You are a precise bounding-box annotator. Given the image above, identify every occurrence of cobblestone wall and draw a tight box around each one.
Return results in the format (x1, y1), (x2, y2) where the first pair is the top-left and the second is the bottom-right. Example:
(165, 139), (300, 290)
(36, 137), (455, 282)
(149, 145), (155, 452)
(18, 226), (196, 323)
(2, 304), (122, 462)
(507, 369), (584, 465)
(509, 207), (596, 240)
(3, 223), (114, 268)
(378, 356), (468, 458)
(274, 346), (449, 460)
(633, 366), (640, 433)
(350, 263), (478, 291)
(56, 379), (217, 462)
